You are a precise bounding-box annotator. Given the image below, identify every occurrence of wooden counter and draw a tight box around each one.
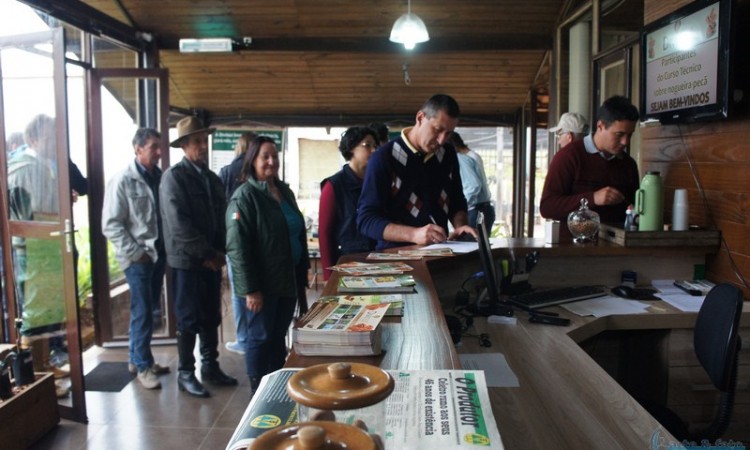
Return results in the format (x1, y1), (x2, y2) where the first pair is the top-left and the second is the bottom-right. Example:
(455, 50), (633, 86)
(285, 241), (728, 448)
(286, 260), (460, 370)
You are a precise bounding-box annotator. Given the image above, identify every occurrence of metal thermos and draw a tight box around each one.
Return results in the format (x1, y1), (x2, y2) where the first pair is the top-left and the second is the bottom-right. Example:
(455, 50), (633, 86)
(635, 171), (664, 231)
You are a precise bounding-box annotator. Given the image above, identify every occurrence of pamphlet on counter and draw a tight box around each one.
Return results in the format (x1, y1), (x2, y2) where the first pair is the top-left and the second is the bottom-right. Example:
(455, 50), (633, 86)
(225, 368), (504, 450)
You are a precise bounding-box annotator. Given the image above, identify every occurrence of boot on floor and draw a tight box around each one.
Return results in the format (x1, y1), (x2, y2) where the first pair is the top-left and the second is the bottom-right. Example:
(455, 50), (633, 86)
(178, 370), (209, 397)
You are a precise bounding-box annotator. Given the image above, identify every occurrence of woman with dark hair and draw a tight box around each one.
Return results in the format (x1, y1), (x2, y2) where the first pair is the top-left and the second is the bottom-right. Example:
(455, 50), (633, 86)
(318, 126), (378, 280)
(225, 136), (309, 391)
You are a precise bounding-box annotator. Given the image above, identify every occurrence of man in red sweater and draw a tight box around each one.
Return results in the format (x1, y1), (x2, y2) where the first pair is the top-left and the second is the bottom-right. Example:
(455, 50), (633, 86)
(540, 96), (640, 225)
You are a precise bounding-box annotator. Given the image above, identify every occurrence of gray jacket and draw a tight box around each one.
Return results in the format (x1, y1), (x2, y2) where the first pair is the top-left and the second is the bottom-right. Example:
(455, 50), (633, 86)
(160, 157), (226, 270)
(102, 159), (161, 271)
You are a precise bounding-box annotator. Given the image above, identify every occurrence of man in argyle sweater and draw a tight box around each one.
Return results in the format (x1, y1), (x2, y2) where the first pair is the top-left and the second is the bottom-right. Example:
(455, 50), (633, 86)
(357, 94), (477, 250)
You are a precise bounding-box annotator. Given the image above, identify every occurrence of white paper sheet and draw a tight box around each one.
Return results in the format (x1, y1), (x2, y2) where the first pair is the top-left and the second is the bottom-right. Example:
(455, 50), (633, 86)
(422, 240), (479, 254)
(459, 352), (519, 387)
(659, 294), (705, 312)
(651, 279), (685, 296)
(561, 295), (651, 317)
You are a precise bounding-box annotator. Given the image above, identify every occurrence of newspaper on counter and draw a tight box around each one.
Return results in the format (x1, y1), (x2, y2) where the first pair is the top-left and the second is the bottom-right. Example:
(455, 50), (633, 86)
(225, 368), (504, 450)
(327, 261), (415, 276)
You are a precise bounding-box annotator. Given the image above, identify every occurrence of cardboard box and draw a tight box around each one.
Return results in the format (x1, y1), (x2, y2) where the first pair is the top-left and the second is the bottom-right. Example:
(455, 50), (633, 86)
(598, 223), (721, 247)
(0, 373), (59, 450)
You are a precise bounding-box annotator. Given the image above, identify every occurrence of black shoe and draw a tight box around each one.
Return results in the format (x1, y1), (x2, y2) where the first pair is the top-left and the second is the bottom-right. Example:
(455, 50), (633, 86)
(178, 370), (210, 397)
(201, 365), (238, 386)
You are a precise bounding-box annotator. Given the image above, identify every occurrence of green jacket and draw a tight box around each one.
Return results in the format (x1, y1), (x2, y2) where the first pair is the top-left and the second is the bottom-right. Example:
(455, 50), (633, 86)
(226, 177), (308, 298)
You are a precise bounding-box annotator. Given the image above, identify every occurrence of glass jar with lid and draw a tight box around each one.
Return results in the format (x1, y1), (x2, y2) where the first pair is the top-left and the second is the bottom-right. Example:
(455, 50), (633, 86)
(567, 198), (600, 243)
(287, 362), (394, 438)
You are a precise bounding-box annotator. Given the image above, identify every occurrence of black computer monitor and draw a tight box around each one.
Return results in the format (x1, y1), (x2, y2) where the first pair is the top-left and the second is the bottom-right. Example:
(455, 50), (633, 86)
(472, 212), (513, 317)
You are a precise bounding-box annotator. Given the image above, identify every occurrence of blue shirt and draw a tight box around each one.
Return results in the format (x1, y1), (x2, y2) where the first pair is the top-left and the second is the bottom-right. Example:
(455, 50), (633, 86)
(281, 200), (304, 265)
(457, 152), (491, 209)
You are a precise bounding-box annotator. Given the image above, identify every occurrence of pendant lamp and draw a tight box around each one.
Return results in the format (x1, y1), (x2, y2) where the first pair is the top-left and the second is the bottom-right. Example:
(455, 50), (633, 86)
(389, 0), (429, 50)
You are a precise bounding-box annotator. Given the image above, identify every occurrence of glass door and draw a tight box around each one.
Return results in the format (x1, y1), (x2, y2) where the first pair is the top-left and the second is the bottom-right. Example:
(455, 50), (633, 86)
(0, 29), (86, 422)
(87, 68), (172, 344)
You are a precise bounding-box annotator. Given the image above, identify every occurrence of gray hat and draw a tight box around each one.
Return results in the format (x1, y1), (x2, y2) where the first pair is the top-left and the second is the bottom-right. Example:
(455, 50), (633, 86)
(550, 112), (589, 134)
(170, 116), (215, 148)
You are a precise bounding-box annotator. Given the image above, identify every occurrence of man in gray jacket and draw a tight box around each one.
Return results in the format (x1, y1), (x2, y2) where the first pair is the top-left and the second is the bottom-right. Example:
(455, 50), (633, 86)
(102, 128), (170, 389)
(160, 117), (237, 397)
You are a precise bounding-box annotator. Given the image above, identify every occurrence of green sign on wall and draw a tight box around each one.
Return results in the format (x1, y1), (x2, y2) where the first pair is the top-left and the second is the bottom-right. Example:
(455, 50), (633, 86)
(212, 129), (284, 152)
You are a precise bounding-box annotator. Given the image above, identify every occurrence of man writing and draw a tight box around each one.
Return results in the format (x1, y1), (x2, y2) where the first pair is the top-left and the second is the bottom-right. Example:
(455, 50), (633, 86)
(540, 96), (640, 224)
(102, 128), (169, 389)
(160, 117), (237, 397)
(357, 94), (477, 249)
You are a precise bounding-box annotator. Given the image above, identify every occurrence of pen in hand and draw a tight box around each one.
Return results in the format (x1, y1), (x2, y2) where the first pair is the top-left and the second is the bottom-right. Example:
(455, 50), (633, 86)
(428, 215), (446, 243)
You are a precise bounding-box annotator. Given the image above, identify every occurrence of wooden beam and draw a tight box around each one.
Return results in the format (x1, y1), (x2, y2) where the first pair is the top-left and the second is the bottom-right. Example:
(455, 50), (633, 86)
(18, 0), (147, 50)
(158, 35), (553, 53)
(203, 113), (517, 128)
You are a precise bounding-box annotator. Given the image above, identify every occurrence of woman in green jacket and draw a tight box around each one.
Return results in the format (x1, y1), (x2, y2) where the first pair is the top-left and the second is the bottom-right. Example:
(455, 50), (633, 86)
(225, 136), (309, 391)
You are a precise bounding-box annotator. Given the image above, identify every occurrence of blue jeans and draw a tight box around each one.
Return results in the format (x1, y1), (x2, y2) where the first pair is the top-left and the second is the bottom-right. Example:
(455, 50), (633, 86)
(245, 294), (295, 379)
(226, 258), (248, 345)
(125, 256), (166, 372)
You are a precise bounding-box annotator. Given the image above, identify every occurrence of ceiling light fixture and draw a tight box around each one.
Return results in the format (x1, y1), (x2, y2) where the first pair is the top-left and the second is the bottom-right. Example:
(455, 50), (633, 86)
(389, 0), (429, 50)
(179, 38), (233, 53)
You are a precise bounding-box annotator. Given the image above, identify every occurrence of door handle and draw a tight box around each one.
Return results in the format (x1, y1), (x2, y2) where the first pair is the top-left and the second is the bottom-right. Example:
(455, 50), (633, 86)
(49, 219), (76, 252)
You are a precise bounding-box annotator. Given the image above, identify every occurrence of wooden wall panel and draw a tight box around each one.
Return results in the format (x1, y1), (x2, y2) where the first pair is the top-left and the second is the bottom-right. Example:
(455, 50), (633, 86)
(641, 0), (750, 298)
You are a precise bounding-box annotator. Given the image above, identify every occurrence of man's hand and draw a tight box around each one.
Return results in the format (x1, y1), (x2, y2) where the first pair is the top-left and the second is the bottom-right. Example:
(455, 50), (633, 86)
(246, 292), (263, 313)
(202, 253), (226, 271)
(593, 186), (625, 206)
(448, 225), (478, 241)
(412, 224), (448, 245)
(136, 254), (151, 264)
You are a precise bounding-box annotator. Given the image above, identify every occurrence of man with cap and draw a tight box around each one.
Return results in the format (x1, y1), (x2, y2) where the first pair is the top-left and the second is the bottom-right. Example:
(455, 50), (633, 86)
(102, 127), (169, 389)
(550, 112), (589, 149)
(540, 96), (641, 225)
(160, 116), (237, 397)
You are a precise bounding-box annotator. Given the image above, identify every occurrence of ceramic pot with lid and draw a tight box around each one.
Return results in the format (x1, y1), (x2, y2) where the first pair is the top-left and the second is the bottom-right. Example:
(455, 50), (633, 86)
(287, 362), (394, 436)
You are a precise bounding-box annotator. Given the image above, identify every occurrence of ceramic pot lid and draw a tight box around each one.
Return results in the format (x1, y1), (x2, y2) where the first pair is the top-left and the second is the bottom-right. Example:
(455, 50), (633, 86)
(287, 362), (394, 410)
(249, 422), (378, 450)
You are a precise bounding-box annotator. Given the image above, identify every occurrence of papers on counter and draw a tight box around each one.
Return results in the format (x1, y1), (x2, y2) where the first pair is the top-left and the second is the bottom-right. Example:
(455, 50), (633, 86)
(459, 353), (519, 388)
(562, 295), (651, 317)
(652, 279), (706, 312)
(421, 241), (478, 254)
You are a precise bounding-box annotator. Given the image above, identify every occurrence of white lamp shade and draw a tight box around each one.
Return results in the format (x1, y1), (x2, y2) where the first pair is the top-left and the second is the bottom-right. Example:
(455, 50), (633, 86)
(389, 13), (429, 49)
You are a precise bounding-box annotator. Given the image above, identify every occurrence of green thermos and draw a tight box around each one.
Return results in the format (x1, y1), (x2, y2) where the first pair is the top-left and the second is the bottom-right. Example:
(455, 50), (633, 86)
(635, 171), (663, 231)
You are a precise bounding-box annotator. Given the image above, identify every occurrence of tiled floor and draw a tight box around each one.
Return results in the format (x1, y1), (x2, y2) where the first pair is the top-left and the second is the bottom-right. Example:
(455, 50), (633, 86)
(28, 287), (321, 450)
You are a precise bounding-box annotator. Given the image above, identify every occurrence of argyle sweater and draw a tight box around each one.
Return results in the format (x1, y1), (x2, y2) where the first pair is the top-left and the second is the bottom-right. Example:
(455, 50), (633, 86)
(357, 136), (467, 250)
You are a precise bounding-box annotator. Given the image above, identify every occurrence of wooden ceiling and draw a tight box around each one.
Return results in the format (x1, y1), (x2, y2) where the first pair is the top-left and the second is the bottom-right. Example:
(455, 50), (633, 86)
(75, 0), (565, 127)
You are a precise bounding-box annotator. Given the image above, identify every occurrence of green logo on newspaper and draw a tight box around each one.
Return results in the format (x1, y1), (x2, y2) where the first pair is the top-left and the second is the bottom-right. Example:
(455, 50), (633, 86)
(464, 433), (491, 446)
(251, 414), (282, 429)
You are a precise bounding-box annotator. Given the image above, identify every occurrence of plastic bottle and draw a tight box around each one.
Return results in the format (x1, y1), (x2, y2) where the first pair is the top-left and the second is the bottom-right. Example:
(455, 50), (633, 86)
(624, 205), (637, 231)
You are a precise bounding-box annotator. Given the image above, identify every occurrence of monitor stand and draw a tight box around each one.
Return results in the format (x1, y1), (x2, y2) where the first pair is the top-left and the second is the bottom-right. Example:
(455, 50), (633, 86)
(467, 288), (514, 317)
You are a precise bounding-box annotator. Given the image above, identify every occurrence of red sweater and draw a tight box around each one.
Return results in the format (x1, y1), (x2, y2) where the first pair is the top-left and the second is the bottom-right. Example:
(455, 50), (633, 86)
(540, 139), (640, 224)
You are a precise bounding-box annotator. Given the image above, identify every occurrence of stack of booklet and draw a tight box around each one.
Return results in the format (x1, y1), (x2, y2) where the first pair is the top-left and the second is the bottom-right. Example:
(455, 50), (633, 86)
(292, 299), (391, 356)
(337, 274), (416, 294)
(318, 294), (404, 316)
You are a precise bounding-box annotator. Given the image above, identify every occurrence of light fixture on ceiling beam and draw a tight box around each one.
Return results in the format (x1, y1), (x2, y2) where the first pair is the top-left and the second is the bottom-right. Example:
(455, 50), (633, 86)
(389, 0), (429, 50)
(179, 38), (233, 53)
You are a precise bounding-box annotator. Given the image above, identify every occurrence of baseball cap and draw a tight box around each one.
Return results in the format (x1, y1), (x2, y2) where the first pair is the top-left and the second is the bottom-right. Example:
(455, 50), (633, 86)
(549, 112), (589, 134)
